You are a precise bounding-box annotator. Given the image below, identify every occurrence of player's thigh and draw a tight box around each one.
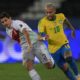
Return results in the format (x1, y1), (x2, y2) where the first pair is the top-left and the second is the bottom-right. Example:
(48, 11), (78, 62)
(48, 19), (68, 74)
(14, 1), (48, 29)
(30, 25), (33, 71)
(57, 57), (68, 71)
(34, 42), (54, 64)
(51, 52), (68, 70)
(22, 46), (35, 66)
(62, 44), (72, 59)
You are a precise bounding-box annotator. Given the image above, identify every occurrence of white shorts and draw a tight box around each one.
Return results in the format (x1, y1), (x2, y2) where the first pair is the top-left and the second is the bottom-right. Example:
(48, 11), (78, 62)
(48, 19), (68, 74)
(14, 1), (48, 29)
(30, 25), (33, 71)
(22, 41), (54, 64)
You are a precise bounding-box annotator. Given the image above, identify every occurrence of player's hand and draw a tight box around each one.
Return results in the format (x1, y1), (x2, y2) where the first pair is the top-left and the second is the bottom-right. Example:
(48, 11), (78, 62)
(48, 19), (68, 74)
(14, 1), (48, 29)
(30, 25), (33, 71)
(45, 35), (49, 40)
(71, 30), (75, 38)
(38, 34), (49, 41)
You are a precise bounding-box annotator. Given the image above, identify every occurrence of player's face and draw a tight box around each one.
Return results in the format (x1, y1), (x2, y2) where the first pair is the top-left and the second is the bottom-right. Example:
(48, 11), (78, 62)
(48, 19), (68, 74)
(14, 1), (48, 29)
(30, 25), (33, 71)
(0, 17), (12, 28)
(45, 7), (56, 20)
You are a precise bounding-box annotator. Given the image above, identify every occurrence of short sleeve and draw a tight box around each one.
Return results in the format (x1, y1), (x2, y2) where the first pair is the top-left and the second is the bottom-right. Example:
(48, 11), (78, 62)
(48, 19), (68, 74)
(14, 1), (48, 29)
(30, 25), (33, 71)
(18, 23), (27, 32)
(38, 20), (45, 33)
(60, 13), (66, 20)
(13, 20), (32, 33)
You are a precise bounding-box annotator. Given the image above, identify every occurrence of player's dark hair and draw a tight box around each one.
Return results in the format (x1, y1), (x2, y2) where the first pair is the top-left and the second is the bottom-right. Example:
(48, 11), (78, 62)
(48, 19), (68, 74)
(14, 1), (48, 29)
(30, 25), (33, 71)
(0, 12), (10, 19)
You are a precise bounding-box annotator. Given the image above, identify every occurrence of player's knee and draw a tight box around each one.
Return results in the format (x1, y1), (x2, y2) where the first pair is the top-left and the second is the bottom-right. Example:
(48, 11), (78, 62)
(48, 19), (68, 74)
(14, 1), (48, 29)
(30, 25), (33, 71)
(62, 63), (68, 71)
(23, 60), (34, 71)
(45, 62), (55, 69)
(59, 63), (68, 71)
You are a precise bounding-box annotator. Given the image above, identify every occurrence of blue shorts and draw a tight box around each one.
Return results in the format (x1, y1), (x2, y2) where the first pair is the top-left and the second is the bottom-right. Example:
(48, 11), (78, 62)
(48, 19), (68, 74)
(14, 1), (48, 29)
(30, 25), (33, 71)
(51, 44), (71, 68)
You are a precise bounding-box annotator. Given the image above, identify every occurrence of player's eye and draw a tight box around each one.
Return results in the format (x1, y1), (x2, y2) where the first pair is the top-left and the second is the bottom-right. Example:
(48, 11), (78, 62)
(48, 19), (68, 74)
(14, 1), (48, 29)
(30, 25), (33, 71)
(1, 19), (7, 24)
(4, 19), (7, 22)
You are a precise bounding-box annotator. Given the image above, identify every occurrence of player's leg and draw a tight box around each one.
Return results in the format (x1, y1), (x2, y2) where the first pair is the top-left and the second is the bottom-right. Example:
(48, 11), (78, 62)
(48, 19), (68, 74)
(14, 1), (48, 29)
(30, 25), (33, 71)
(23, 60), (41, 80)
(51, 48), (76, 80)
(65, 52), (79, 76)
(34, 41), (55, 69)
(59, 63), (76, 80)
(22, 46), (41, 80)
(62, 44), (79, 79)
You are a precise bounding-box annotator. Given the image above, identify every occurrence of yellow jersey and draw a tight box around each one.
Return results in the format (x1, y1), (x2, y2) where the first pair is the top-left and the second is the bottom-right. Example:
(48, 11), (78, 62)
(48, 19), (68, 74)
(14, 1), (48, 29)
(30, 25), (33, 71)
(38, 13), (69, 53)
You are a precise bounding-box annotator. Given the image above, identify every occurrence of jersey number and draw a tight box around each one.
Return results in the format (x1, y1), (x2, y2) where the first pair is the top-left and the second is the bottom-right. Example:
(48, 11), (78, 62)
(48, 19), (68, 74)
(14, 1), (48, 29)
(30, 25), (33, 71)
(54, 26), (60, 33)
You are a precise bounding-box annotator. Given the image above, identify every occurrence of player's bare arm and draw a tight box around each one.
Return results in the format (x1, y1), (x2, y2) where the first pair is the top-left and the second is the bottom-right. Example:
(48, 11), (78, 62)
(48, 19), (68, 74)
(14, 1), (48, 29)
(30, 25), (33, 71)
(64, 18), (75, 38)
(22, 28), (32, 48)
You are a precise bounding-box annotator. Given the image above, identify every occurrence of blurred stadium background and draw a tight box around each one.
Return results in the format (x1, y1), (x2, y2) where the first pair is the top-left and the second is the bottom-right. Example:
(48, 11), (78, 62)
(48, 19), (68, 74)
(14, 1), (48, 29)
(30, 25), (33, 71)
(0, 0), (80, 80)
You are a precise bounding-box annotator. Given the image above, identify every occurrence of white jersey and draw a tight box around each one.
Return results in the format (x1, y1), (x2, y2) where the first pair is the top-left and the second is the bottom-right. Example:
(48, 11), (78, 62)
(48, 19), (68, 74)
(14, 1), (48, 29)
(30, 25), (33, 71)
(6, 20), (38, 48)
(6, 20), (55, 65)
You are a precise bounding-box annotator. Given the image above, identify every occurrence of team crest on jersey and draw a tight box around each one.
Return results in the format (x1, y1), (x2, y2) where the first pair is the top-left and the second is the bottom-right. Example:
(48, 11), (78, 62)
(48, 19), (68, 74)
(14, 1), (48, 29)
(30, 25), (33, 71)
(19, 24), (23, 27)
(59, 20), (63, 24)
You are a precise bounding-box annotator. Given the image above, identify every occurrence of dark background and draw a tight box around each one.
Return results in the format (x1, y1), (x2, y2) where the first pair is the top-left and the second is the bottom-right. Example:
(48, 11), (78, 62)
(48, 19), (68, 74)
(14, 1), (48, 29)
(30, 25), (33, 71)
(0, 0), (80, 30)
(0, 0), (80, 17)
(0, 0), (34, 17)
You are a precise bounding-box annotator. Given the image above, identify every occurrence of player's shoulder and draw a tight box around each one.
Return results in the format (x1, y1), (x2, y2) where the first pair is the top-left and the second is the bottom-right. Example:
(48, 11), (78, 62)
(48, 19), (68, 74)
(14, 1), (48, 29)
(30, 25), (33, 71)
(12, 20), (24, 24)
(39, 16), (47, 23)
(41, 16), (47, 21)
(11, 20), (24, 30)
(56, 13), (65, 17)
(56, 13), (66, 20)
(12, 20), (26, 28)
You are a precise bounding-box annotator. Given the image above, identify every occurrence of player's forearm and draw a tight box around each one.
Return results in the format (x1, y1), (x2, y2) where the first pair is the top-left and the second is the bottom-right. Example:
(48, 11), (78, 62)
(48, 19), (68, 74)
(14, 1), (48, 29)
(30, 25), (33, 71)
(25, 33), (32, 46)
(67, 22), (75, 31)
(65, 18), (75, 31)
(22, 29), (32, 46)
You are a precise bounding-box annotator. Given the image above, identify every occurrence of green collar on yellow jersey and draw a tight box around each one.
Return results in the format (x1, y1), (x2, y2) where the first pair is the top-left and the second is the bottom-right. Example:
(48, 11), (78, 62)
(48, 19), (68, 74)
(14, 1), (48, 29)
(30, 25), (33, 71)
(47, 15), (56, 21)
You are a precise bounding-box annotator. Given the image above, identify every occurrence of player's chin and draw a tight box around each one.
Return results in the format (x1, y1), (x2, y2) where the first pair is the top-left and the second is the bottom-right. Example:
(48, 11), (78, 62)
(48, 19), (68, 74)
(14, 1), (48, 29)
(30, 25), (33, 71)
(6, 25), (10, 28)
(48, 16), (53, 20)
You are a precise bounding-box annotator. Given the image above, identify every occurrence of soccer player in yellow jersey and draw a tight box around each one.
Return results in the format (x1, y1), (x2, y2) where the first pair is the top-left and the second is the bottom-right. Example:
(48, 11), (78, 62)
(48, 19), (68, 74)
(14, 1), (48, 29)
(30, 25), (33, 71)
(38, 3), (80, 80)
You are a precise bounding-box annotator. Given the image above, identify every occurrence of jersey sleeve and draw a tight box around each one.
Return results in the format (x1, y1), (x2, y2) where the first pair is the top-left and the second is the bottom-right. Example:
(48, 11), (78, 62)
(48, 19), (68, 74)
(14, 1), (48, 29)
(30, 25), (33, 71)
(60, 13), (66, 20)
(38, 20), (45, 34)
(15, 20), (32, 33)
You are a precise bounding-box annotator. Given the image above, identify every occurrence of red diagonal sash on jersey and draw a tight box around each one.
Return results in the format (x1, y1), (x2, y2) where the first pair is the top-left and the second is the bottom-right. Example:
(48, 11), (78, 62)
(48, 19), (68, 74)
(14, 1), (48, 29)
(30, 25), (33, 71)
(12, 28), (20, 43)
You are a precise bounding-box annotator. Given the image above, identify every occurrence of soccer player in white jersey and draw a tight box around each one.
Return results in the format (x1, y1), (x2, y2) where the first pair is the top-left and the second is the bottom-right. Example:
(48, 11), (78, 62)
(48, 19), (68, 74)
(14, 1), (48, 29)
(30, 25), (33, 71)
(0, 12), (55, 80)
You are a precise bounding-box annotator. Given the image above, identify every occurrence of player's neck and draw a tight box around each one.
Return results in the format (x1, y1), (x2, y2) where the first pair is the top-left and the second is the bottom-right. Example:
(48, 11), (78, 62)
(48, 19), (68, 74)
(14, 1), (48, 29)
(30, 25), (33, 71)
(6, 26), (12, 29)
(48, 15), (56, 21)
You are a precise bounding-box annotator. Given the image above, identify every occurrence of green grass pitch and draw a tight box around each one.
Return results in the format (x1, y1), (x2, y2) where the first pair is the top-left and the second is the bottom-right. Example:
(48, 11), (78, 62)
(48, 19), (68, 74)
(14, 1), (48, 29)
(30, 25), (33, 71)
(0, 62), (80, 80)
